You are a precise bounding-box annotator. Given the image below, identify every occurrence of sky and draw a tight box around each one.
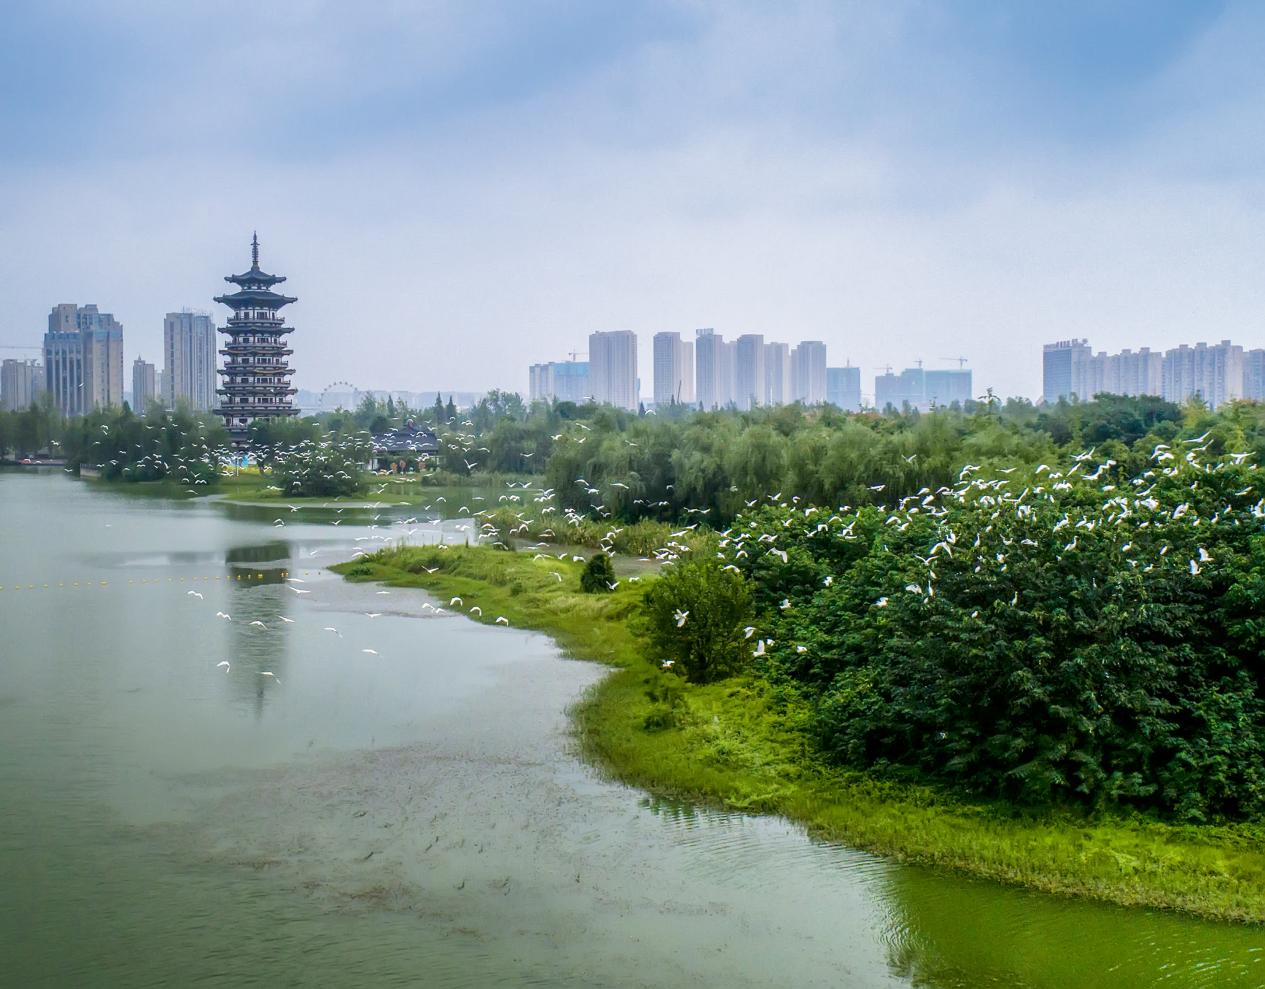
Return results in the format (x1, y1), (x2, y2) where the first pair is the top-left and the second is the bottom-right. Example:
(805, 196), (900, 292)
(3, 0), (1264, 402)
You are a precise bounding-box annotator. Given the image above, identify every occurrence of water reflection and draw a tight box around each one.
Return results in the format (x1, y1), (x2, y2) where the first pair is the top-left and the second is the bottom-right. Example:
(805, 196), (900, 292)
(222, 583), (288, 718)
(6, 470), (1265, 989)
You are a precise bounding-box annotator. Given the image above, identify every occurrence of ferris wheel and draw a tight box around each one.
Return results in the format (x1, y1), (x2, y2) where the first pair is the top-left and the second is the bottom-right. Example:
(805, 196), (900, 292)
(318, 380), (362, 411)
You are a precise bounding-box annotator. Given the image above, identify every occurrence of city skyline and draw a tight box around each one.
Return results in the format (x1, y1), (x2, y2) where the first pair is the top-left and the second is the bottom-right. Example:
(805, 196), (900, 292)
(4, 4), (1265, 400)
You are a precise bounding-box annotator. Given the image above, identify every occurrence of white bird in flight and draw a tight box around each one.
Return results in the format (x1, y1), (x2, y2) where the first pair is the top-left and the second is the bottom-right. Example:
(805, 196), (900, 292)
(216, 661), (230, 672)
(674, 609), (689, 627)
(187, 590), (204, 599)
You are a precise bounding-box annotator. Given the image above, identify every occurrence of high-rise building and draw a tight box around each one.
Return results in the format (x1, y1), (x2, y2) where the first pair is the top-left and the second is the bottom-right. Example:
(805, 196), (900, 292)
(43, 304), (124, 415)
(695, 329), (732, 410)
(825, 365), (862, 412)
(132, 358), (157, 412)
(652, 332), (694, 406)
(1162, 341), (1243, 410)
(875, 367), (925, 412)
(765, 342), (790, 406)
(733, 334), (766, 411)
(529, 361), (591, 403)
(680, 339), (694, 406)
(1114, 348), (1163, 397)
(163, 311), (217, 411)
(924, 368), (973, 407)
(1, 359), (44, 412)
(1244, 350), (1265, 402)
(588, 330), (638, 411)
(1042, 338), (1092, 403)
(212, 234), (300, 443)
(790, 341), (827, 404)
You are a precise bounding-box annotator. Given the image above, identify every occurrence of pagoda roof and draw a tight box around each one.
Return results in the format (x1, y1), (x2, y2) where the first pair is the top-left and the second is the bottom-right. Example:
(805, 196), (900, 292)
(220, 233), (292, 291)
(225, 268), (287, 288)
(215, 287), (298, 308)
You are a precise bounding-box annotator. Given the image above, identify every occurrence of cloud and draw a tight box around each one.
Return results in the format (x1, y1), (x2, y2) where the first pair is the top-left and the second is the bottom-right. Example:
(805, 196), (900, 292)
(2, 1), (1263, 402)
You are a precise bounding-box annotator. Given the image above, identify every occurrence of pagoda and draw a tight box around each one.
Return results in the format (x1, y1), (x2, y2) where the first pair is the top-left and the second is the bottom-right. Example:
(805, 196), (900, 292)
(213, 233), (300, 444)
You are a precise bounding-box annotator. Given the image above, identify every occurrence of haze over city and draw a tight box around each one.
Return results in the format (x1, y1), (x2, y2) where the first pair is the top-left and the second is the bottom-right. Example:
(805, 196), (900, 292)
(4, 1), (1264, 400)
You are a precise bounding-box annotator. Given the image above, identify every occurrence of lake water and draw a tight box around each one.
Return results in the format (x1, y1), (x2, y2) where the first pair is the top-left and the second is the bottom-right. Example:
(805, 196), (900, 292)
(1, 469), (1262, 987)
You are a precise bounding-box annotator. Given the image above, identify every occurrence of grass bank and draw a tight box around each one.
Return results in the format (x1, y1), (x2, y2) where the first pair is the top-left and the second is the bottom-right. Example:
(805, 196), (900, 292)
(333, 544), (1265, 924)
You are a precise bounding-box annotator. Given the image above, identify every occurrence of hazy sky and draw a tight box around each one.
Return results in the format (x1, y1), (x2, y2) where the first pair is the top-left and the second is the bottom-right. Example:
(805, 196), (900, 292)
(3, 0), (1263, 401)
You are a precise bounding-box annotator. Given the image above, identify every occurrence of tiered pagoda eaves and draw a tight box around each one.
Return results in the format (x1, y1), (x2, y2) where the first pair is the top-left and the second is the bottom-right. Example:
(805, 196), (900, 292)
(213, 234), (300, 444)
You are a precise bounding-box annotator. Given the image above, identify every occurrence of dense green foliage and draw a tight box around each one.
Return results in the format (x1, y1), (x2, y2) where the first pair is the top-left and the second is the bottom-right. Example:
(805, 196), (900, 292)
(580, 552), (617, 593)
(641, 557), (755, 683)
(273, 436), (370, 496)
(63, 404), (229, 484)
(0, 394), (62, 459)
(720, 447), (1265, 822)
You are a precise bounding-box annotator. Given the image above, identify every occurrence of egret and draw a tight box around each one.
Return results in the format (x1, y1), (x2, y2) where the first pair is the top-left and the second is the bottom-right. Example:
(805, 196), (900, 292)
(216, 661), (230, 672)
(186, 590), (204, 599)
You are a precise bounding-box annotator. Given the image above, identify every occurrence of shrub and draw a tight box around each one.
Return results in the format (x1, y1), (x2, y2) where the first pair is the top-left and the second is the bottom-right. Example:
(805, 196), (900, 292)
(726, 451), (1265, 821)
(580, 553), (617, 593)
(641, 557), (755, 683)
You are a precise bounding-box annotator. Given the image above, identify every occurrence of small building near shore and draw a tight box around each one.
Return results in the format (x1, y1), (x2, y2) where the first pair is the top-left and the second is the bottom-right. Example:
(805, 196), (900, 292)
(369, 420), (440, 472)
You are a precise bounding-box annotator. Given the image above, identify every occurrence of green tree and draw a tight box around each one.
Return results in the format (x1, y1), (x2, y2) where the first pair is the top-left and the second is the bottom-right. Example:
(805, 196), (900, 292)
(641, 557), (754, 683)
(580, 552), (617, 593)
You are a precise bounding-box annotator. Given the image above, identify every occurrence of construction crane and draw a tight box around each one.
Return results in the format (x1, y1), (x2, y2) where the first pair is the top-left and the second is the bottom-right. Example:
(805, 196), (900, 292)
(0, 345), (42, 351)
(939, 356), (969, 368)
(874, 364), (893, 376)
(567, 351), (588, 362)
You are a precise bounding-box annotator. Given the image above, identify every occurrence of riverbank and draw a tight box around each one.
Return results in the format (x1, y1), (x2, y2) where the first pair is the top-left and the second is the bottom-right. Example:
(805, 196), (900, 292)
(333, 544), (1265, 925)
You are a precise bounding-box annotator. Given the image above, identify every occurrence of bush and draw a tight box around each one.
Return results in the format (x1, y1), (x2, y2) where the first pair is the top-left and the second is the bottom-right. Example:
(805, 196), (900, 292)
(726, 451), (1265, 821)
(274, 437), (367, 496)
(580, 553), (617, 593)
(641, 557), (754, 683)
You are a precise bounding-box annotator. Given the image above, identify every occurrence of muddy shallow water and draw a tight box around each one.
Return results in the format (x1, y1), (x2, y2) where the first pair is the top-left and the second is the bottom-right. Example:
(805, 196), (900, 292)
(2, 470), (1262, 988)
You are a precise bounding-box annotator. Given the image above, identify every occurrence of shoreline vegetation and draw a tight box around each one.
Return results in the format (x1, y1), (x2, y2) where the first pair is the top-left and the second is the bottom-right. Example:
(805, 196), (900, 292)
(333, 544), (1265, 926)
(48, 394), (1265, 924)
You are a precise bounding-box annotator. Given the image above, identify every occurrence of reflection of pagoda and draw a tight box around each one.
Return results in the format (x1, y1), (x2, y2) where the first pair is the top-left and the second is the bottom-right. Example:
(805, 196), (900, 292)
(213, 233), (300, 444)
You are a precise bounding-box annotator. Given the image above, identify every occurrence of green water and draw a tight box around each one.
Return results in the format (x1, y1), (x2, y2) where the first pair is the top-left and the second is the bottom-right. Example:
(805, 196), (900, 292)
(1, 470), (1261, 987)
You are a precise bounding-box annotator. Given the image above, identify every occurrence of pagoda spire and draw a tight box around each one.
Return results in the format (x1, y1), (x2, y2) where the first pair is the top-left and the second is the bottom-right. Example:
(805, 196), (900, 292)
(251, 231), (260, 268)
